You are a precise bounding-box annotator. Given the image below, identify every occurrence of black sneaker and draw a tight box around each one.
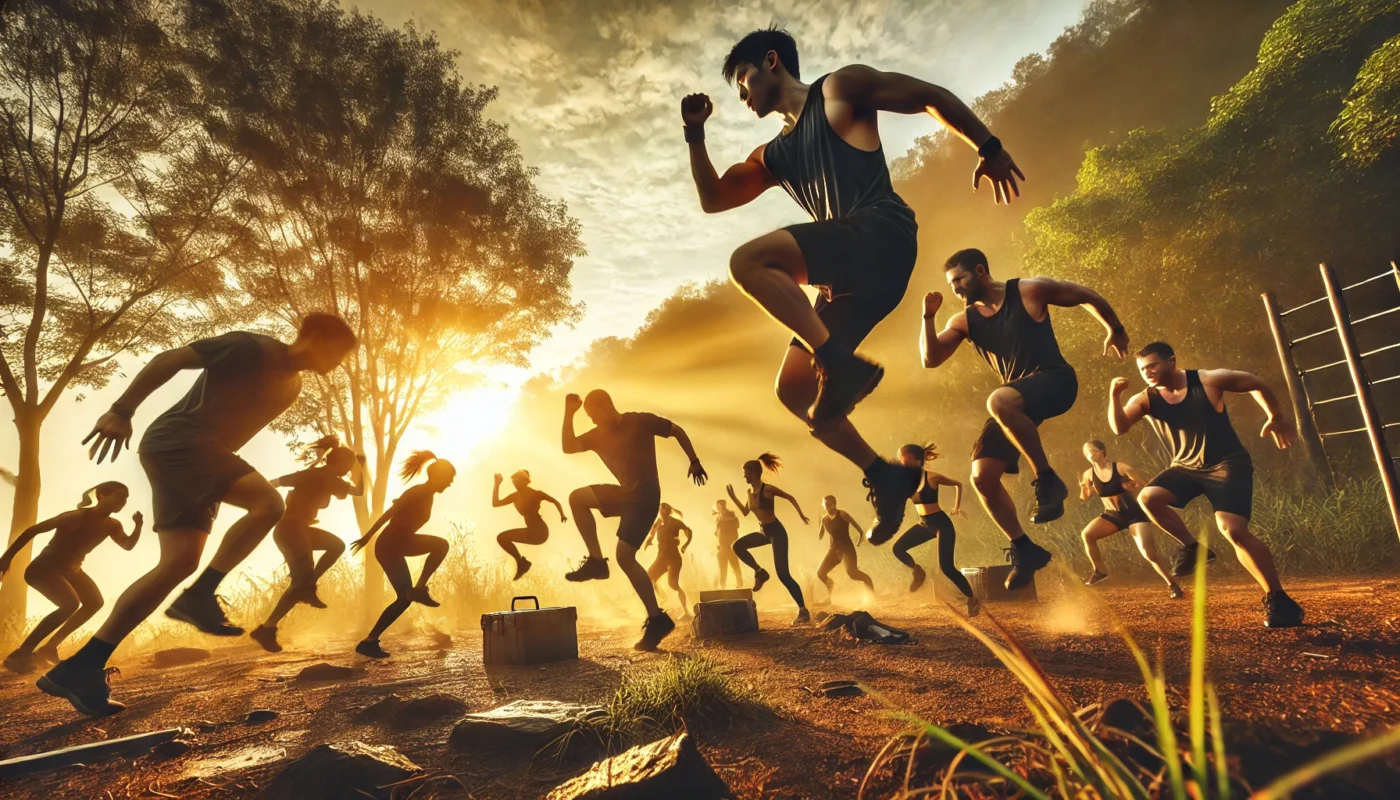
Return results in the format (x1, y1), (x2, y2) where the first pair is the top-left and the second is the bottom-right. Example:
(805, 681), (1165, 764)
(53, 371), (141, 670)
(808, 353), (884, 424)
(37, 664), (126, 717)
(967, 596), (982, 618)
(410, 586), (440, 607)
(565, 556), (610, 582)
(864, 461), (920, 545)
(752, 568), (770, 592)
(1169, 584), (1185, 600)
(250, 626), (282, 654)
(356, 639), (391, 659)
(1170, 542), (1219, 577)
(792, 608), (811, 626)
(165, 591), (243, 636)
(1005, 541), (1052, 590)
(634, 612), (676, 651)
(513, 556), (532, 581)
(909, 565), (927, 593)
(1029, 471), (1068, 524)
(1084, 571), (1109, 587)
(1264, 592), (1304, 628)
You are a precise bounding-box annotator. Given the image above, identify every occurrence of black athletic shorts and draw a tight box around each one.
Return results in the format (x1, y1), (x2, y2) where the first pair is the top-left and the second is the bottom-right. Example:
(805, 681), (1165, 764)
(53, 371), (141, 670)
(590, 484), (662, 549)
(971, 367), (1079, 474)
(786, 209), (918, 354)
(140, 443), (256, 533)
(1147, 456), (1254, 519)
(1099, 499), (1150, 531)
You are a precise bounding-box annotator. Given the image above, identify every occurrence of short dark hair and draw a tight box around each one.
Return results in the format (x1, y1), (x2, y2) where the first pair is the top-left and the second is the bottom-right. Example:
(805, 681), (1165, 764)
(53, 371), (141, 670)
(723, 27), (799, 84)
(1136, 341), (1175, 360)
(1087, 439), (1106, 452)
(298, 312), (356, 350)
(945, 248), (989, 274)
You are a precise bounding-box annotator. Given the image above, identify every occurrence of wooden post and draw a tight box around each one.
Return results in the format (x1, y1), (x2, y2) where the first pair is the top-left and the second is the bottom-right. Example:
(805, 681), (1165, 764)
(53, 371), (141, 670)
(1320, 263), (1400, 543)
(1262, 291), (1331, 484)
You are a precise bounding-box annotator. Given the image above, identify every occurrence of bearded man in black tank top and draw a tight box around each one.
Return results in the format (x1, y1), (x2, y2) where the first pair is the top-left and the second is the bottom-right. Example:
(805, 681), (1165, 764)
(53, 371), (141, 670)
(681, 27), (1025, 545)
(921, 249), (1129, 590)
(1110, 341), (1304, 628)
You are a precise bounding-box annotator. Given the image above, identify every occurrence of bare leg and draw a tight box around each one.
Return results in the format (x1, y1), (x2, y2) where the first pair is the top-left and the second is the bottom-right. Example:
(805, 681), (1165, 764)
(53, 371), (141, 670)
(39, 571), (104, 656)
(1138, 488), (1200, 548)
(307, 527), (346, 581)
(367, 554), (413, 641)
(1215, 512), (1282, 592)
(568, 487), (605, 559)
(206, 472), (286, 574)
(264, 554), (313, 627)
(987, 387), (1050, 476)
(815, 548), (841, 595)
(648, 553), (668, 602)
(667, 562), (686, 613)
(970, 458), (1026, 541)
(775, 346), (880, 467)
(729, 231), (827, 350)
(94, 531), (205, 645)
(616, 541), (660, 617)
(843, 550), (875, 592)
(1129, 523), (1181, 589)
(15, 569), (80, 656)
(413, 535), (449, 588)
(1081, 517), (1120, 575)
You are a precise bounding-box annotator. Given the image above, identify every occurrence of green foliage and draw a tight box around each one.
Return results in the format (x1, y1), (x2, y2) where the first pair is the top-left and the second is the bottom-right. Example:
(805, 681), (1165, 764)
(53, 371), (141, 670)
(1333, 33), (1400, 165)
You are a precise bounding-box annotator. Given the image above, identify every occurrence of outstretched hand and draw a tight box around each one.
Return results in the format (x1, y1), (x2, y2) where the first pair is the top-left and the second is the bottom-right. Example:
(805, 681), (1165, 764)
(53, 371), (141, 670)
(973, 150), (1025, 205)
(799, 513), (810, 525)
(951, 508), (968, 519)
(688, 459), (708, 486)
(349, 534), (373, 556)
(83, 411), (133, 464)
(1104, 327), (1129, 359)
(1262, 417), (1296, 450)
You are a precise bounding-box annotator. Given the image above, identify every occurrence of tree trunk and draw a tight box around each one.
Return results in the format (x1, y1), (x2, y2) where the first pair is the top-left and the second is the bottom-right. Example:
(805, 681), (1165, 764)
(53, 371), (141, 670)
(0, 413), (43, 632)
(359, 445), (396, 625)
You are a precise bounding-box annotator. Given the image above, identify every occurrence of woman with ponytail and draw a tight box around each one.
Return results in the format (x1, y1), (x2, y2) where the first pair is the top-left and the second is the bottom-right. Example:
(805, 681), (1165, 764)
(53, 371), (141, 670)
(892, 443), (979, 616)
(727, 453), (811, 625)
(249, 436), (366, 653)
(349, 450), (455, 658)
(1, 483), (141, 673)
(492, 469), (566, 581)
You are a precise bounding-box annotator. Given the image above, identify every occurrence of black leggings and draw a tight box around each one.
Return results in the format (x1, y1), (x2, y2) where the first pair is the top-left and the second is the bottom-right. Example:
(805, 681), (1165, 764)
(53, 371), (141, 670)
(733, 521), (805, 608)
(893, 512), (973, 599)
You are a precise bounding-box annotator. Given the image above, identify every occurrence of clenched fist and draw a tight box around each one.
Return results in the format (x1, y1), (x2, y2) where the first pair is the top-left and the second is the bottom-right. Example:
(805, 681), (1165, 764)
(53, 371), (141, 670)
(1110, 377), (1131, 396)
(924, 291), (944, 317)
(564, 393), (582, 413)
(681, 93), (713, 126)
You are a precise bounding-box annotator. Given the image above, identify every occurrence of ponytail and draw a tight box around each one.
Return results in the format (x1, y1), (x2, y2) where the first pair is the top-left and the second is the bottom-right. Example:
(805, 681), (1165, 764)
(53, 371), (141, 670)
(305, 434), (340, 465)
(400, 450), (438, 481)
(756, 452), (782, 473)
(900, 442), (940, 464)
(79, 481), (127, 508)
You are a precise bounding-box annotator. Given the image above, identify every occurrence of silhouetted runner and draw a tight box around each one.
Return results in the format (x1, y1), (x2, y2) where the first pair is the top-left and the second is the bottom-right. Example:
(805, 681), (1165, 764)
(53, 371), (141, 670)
(643, 503), (693, 616)
(492, 469), (566, 581)
(728, 453), (811, 625)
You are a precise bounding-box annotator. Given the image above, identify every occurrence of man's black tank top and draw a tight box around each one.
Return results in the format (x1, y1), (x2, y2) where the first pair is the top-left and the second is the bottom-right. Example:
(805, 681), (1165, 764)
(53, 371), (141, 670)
(1091, 463), (1127, 498)
(966, 278), (1071, 384)
(913, 472), (939, 505)
(1147, 370), (1248, 469)
(821, 513), (854, 544)
(762, 75), (915, 230)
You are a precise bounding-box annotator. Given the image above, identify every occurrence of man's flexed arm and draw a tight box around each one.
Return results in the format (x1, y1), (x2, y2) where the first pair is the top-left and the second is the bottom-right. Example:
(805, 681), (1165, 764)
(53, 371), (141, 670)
(920, 292), (967, 368)
(681, 94), (776, 213)
(1109, 378), (1149, 436)
(561, 393), (584, 454)
(1023, 278), (1129, 358)
(1202, 369), (1296, 449)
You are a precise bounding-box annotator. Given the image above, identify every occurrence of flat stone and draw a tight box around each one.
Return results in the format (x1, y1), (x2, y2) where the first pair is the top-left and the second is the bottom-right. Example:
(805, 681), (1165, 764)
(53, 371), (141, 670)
(450, 700), (604, 752)
(295, 663), (359, 682)
(260, 742), (419, 800)
(817, 680), (864, 698)
(151, 647), (211, 668)
(359, 693), (466, 728)
(245, 709), (280, 724)
(546, 732), (729, 799)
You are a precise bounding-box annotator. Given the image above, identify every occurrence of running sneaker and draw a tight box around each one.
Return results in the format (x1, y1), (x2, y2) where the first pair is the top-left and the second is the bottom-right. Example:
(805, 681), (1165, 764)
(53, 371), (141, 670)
(1005, 541), (1053, 590)
(809, 353), (884, 424)
(355, 639), (391, 659)
(513, 556), (532, 581)
(1263, 592), (1304, 628)
(863, 461), (921, 545)
(3, 651), (35, 674)
(1029, 471), (1068, 524)
(565, 556), (610, 582)
(37, 664), (126, 717)
(634, 611), (676, 652)
(967, 595), (982, 618)
(165, 591), (243, 636)
(752, 568), (770, 592)
(250, 626), (282, 653)
(1170, 542), (1219, 577)
(1084, 570), (1109, 587)
(410, 586), (440, 607)
(909, 565), (927, 593)
(1169, 584), (1185, 600)
(792, 608), (811, 626)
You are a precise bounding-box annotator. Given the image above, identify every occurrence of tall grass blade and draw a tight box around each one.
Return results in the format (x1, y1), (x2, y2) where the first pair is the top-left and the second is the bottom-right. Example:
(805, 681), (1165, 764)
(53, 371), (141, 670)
(1190, 529), (1211, 794)
(1208, 684), (1230, 799)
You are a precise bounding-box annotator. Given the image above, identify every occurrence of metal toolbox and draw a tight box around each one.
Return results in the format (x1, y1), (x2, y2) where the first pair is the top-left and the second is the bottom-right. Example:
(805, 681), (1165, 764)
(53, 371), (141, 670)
(691, 599), (759, 640)
(961, 563), (1038, 603)
(481, 596), (579, 665)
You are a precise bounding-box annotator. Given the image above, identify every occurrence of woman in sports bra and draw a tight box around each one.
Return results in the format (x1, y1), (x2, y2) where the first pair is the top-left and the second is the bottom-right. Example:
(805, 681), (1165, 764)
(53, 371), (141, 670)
(493, 469), (566, 581)
(712, 499), (743, 588)
(726, 453), (811, 625)
(816, 495), (874, 602)
(1078, 440), (1181, 598)
(643, 503), (693, 615)
(892, 443), (979, 616)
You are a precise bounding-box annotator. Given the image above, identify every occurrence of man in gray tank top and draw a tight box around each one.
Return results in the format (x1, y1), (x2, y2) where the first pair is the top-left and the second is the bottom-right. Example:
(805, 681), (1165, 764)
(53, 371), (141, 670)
(1110, 341), (1304, 628)
(680, 27), (1026, 545)
(921, 249), (1129, 591)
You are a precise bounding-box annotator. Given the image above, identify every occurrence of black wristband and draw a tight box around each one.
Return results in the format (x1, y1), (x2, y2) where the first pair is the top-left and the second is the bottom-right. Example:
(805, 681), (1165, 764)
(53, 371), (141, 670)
(684, 125), (705, 144)
(977, 135), (1002, 159)
(110, 405), (134, 420)
(923, 313), (938, 319)
(1111, 324), (1126, 333)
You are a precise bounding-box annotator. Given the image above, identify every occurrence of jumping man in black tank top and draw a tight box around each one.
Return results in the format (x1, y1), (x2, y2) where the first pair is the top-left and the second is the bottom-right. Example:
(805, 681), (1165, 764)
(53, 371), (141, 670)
(682, 27), (1026, 546)
(1110, 342), (1304, 628)
(921, 249), (1129, 591)
(1077, 439), (1182, 598)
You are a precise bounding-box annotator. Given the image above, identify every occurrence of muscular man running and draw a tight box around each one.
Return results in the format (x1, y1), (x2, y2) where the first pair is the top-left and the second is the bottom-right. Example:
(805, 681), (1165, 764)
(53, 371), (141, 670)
(1109, 341), (1304, 627)
(683, 26), (1025, 542)
(921, 249), (1128, 590)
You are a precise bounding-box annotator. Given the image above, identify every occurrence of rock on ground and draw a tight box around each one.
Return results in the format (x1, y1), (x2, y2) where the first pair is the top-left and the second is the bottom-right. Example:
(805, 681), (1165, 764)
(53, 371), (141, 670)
(450, 700), (604, 753)
(260, 741), (420, 800)
(547, 732), (729, 800)
(295, 663), (359, 682)
(360, 693), (466, 727)
(151, 648), (211, 668)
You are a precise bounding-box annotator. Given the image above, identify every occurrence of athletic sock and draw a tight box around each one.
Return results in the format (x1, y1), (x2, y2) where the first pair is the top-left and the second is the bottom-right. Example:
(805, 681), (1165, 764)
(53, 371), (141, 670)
(67, 637), (117, 670)
(813, 339), (849, 367)
(189, 567), (228, 596)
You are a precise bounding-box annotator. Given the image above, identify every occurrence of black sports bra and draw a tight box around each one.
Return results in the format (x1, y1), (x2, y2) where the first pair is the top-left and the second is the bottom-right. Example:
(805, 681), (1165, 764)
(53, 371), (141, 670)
(913, 472), (939, 505)
(1091, 463), (1127, 498)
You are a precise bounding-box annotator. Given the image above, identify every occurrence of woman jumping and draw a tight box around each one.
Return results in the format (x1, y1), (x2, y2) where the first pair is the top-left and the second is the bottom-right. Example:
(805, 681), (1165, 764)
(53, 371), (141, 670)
(892, 443), (979, 616)
(250, 436), (365, 653)
(713, 499), (742, 588)
(728, 453), (811, 625)
(816, 495), (874, 602)
(350, 450), (455, 659)
(644, 503), (693, 615)
(0, 483), (141, 673)
(1079, 440), (1182, 598)
(493, 470), (566, 580)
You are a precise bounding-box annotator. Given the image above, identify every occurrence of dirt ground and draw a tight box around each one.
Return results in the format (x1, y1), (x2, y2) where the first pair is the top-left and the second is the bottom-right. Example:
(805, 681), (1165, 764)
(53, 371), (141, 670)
(2, 576), (1400, 799)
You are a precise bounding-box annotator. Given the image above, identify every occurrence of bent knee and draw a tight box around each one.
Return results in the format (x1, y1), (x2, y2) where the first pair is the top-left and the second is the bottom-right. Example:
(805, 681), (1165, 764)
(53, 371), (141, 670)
(986, 387), (1023, 420)
(971, 469), (1001, 495)
(1137, 488), (1171, 511)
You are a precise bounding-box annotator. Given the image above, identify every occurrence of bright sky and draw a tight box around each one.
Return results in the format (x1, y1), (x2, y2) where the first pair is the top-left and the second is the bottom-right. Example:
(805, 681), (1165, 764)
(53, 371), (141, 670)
(1, 0), (1091, 611)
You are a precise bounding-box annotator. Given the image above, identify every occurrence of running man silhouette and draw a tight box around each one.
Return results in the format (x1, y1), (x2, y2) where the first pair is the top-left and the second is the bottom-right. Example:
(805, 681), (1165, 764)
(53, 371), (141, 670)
(43, 315), (355, 716)
(682, 27), (1025, 544)
(561, 390), (707, 651)
(493, 470), (566, 581)
(1, 483), (140, 674)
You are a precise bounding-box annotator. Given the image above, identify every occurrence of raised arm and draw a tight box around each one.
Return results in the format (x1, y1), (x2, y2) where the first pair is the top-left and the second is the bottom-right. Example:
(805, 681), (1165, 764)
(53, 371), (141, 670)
(679, 94), (777, 213)
(0, 512), (73, 575)
(348, 454), (367, 497)
(1023, 278), (1128, 358)
(84, 345), (205, 463)
(1109, 378), (1150, 436)
(667, 422), (708, 486)
(491, 474), (513, 508)
(726, 484), (751, 516)
(110, 511), (143, 550)
(561, 394), (585, 454)
(1079, 469), (1095, 502)
(920, 292), (968, 369)
(1202, 369), (1296, 449)
(770, 486), (809, 524)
